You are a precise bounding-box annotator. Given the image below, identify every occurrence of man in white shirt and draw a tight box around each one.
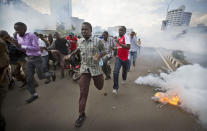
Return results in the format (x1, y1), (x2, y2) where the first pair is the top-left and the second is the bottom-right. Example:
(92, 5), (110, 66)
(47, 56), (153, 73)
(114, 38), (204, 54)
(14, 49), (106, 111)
(35, 33), (50, 84)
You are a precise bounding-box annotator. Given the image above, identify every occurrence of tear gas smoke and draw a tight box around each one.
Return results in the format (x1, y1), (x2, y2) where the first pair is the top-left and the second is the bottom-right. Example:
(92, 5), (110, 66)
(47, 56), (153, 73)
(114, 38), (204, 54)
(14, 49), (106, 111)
(142, 28), (207, 55)
(135, 64), (207, 128)
(0, 3), (56, 35)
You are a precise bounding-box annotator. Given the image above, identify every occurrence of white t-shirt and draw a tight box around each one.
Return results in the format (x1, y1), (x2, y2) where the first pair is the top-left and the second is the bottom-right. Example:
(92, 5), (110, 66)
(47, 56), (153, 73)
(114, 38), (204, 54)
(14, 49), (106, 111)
(38, 39), (48, 56)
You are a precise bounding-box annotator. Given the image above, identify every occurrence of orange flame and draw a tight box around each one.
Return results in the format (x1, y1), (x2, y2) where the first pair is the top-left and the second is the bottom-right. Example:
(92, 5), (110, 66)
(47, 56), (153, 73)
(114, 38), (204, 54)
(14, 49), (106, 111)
(154, 92), (180, 106)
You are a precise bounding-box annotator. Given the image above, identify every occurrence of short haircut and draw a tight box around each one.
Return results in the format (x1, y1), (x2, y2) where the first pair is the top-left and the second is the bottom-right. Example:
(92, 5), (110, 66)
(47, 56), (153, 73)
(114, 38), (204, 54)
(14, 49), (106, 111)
(0, 30), (8, 37)
(120, 26), (126, 32)
(82, 22), (92, 32)
(103, 31), (108, 36)
(14, 22), (27, 28)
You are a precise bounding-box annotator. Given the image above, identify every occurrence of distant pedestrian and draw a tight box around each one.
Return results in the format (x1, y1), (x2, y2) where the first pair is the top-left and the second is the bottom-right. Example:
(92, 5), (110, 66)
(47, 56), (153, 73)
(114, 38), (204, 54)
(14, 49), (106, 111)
(113, 26), (131, 95)
(128, 31), (139, 71)
(137, 38), (141, 54)
(64, 22), (106, 128)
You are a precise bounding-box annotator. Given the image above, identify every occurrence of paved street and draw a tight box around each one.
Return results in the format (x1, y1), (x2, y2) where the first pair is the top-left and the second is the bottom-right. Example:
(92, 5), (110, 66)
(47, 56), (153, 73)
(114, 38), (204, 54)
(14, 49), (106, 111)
(3, 47), (206, 131)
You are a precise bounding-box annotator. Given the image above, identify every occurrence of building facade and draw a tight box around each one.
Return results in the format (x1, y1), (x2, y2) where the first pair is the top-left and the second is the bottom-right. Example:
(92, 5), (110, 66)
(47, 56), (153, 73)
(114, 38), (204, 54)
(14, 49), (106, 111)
(162, 5), (192, 30)
(50, 0), (72, 24)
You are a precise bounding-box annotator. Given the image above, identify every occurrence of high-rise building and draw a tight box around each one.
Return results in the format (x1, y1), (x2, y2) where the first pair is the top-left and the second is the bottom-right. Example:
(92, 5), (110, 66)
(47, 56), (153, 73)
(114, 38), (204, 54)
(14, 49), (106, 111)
(50, 0), (72, 24)
(0, 0), (20, 4)
(161, 5), (192, 30)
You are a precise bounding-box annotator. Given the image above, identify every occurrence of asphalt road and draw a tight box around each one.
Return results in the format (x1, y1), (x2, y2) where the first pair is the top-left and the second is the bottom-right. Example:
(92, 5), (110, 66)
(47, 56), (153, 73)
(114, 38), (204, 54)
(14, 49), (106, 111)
(3, 47), (206, 131)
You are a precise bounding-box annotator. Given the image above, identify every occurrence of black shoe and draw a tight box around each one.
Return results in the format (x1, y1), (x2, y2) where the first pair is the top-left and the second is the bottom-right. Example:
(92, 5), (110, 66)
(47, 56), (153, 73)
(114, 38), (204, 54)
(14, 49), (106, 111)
(8, 79), (15, 89)
(0, 117), (6, 131)
(51, 72), (56, 81)
(26, 95), (38, 103)
(105, 76), (111, 80)
(75, 113), (86, 128)
(44, 78), (51, 84)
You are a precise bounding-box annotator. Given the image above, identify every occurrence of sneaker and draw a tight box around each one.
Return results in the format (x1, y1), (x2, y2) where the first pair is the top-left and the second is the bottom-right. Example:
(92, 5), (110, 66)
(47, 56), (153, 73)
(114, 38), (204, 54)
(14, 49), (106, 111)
(121, 80), (126, 84)
(112, 89), (118, 95)
(75, 113), (86, 128)
(26, 95), (38, 103)
(51, 72), (56, 81)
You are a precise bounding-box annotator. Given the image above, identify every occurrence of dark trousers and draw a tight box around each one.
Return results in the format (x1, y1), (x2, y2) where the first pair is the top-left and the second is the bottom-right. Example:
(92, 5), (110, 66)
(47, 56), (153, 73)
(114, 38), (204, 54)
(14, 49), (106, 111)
(41, 55), (49, 73)
(102, 57), (111, 78)
(0, 87), (7, 131)
(78, 73), (104, 115)
(113, 57), (128, 90)
(26, 56), (52, 95)
(50, 50), (66, 77)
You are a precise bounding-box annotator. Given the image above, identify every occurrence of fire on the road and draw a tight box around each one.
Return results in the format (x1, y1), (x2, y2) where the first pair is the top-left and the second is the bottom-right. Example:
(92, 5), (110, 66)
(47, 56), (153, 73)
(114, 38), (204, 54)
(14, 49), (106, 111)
(152, 92), (181, 106)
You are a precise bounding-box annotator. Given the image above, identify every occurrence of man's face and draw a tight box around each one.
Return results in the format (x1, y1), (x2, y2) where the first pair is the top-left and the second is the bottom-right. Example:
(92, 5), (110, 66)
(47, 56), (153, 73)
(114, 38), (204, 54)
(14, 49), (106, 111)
(54, 32), (59, 39)
(81, 24), (91, 39)
(130, 32), (135, 37)
(69, 35), (73, 39)
(14, 25), (26, 37)
(119, 27), (125, 37)
(102, 33), (108, 40)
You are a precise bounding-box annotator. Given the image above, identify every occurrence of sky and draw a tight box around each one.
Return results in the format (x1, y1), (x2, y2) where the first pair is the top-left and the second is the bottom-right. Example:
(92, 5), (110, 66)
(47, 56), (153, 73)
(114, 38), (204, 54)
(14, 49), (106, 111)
(22, 0), (207, 33)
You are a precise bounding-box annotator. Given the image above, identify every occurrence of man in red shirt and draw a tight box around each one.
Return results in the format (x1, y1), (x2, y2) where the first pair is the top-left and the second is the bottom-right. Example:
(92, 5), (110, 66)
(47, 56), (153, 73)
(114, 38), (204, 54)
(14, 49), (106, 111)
(113, 26), (131, 95)
(65, 32), (77, 53)
(65, 33), (78, 67)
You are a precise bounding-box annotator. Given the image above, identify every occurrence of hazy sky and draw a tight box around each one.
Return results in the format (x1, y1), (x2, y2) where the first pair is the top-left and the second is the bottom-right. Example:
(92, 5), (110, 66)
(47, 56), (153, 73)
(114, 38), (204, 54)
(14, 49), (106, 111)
(22, 0), (207, 32)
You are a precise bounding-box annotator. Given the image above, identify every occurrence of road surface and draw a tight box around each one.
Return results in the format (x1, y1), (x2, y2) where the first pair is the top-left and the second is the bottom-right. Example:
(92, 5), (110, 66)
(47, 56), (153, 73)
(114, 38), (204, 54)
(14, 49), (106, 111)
(3, 47), (206, 131)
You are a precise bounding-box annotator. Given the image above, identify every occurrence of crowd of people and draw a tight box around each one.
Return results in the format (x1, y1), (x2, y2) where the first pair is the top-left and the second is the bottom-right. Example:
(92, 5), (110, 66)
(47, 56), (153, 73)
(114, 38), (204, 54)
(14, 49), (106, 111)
(0, 21), (141, 130)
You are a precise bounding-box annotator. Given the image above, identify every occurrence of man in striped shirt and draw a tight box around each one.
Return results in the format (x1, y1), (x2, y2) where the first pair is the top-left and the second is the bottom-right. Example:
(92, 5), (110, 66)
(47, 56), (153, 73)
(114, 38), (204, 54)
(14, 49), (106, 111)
(101, 31), (115, 80)
(64, 22), (106, 128)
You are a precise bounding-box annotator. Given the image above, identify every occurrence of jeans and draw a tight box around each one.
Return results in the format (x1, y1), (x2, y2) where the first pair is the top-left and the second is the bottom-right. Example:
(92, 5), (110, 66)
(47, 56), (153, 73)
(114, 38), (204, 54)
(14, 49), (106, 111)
(26, 56), (52, 95)
(113, 57), (128, 90)
(129, 51), (137, 70)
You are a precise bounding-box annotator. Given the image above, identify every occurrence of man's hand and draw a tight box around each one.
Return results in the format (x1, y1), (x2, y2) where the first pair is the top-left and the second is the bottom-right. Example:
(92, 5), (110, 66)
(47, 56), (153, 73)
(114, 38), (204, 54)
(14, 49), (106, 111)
(93, 53), (100, 61)
(110, 45), (116, 50)
(64, 54), (71, 60)
(115, 39), (121, 46)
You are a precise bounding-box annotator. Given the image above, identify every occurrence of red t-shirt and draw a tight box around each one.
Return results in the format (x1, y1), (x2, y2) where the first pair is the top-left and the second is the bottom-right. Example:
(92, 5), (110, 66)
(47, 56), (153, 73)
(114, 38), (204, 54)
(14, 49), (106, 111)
(116, 35), (130, 61)
(65, 36), (78, 51)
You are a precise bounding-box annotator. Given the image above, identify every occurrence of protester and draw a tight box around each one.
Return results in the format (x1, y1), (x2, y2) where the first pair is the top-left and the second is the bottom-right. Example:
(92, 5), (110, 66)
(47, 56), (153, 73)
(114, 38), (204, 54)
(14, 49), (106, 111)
(34, 33), (50, 84)
(0, 30), (26, 88)
(65, 32), (78, 67)
(65, 32), (77, 53)
(6, 22), (56, 103)
(101, 31), (115, 80)
(48, 32), (69, 78)
(113, 26), (131, 95)
(64, 22), (106, 128)
(0, 38), (10, 131)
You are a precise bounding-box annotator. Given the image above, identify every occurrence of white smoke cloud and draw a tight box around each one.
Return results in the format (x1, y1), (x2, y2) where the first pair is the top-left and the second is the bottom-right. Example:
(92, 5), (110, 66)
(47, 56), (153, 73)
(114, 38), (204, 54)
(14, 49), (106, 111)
(135, 64), (207, 128)
(0, 3), (56, 35)
(142, 28), (207, 55)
